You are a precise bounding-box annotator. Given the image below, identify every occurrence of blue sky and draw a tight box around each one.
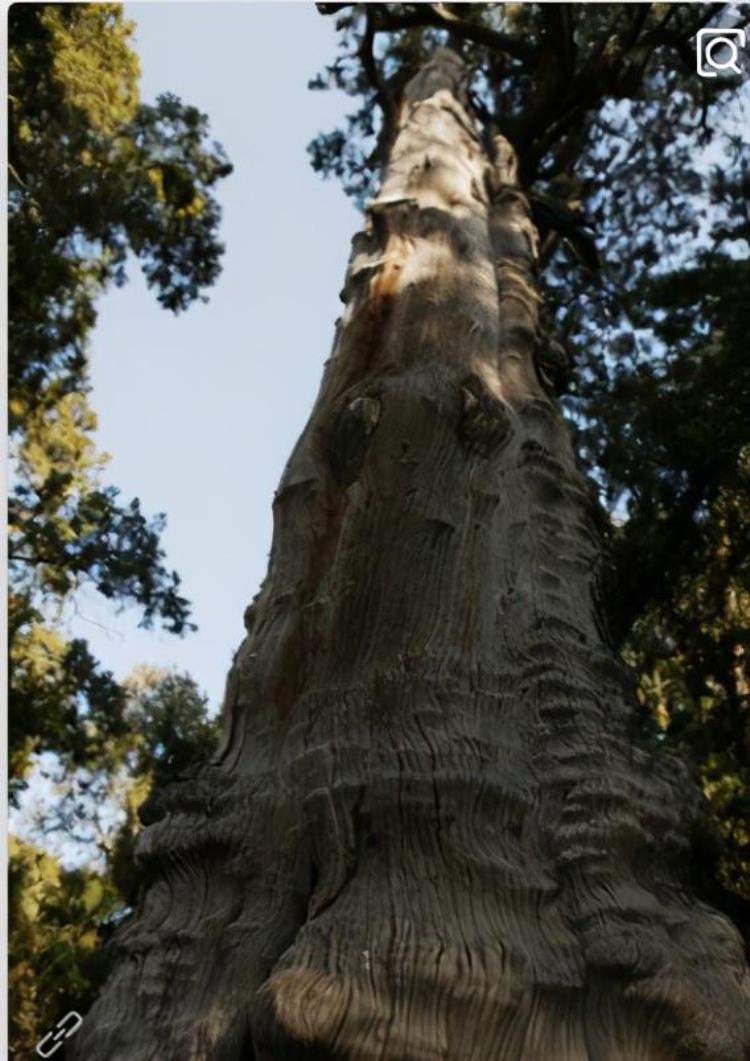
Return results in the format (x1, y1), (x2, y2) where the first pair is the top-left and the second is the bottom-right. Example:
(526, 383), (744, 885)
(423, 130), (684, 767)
(67, 3), (360, 712)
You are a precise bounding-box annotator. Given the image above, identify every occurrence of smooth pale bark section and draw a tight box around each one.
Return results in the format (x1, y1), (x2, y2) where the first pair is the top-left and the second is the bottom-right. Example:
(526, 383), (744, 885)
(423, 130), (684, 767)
(74, 50), (750, 1061)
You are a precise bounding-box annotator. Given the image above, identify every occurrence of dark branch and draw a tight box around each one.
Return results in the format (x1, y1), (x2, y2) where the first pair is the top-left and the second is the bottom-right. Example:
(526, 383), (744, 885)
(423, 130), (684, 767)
(359, 6), (391, 117)
(369, 5), (538, 66)
(8, 551), (56, 566)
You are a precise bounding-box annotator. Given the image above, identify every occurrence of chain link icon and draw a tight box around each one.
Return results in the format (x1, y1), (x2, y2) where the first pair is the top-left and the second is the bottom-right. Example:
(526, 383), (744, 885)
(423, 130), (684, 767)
(35, 1011), (83, 1057)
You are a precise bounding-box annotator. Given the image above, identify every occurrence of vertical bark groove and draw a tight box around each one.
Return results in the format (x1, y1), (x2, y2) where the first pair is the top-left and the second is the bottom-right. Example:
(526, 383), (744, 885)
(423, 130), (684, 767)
(74, 49), (750, 1061)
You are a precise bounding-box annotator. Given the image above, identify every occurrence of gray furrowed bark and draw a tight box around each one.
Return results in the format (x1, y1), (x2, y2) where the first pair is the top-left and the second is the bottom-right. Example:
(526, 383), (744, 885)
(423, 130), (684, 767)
(73, 50), (750, 1061)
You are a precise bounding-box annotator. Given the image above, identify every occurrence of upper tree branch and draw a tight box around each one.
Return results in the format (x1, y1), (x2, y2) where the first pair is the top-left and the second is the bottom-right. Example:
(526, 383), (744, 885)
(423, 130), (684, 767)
(422, 3), (536, 63)
(321, 3), (539, 66)
(359, 6), (390, 116)
(541, 3), (577, 76)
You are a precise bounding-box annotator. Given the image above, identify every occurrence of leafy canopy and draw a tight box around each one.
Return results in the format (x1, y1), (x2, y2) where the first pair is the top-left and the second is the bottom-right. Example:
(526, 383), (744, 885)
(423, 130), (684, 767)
(8, 3), (232, 792)
(9, 670), (220, 1059)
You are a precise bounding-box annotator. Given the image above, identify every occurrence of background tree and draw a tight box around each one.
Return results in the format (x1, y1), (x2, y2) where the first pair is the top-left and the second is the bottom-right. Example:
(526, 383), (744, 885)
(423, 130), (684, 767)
(8, 4), (229, 1051)
(75, 5), (750, 1059)
(587, 240), (750, 916)
(9, 835), (118, 1060)
(8, 1), (231, 796)
(9, 670), (220, 1059)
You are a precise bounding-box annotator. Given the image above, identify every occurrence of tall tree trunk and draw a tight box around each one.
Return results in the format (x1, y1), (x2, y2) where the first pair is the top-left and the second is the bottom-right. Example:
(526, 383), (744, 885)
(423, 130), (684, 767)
(75, 51), (750, 1061)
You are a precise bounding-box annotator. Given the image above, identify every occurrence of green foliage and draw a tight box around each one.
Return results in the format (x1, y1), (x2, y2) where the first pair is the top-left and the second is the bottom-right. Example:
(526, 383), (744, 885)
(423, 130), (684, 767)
(120, 666), (221, 784)
(309, 3), (750, 922)
(8, 590), (127, 803)
(590, 246), (750, 904)
(9, 671), (220, 1056)
(8, 3), (231, 790)
(108, 669), (222, 903)
(8, 837), (120, 1059)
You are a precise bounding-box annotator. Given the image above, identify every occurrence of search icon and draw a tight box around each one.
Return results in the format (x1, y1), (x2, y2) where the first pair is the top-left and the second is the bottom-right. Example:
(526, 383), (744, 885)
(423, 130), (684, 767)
(697, 27), (746, 77)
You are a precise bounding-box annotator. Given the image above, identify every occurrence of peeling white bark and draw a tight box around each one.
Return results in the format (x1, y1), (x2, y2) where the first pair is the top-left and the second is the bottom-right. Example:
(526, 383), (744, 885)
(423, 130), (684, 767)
(74, 50), (750, 1061)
